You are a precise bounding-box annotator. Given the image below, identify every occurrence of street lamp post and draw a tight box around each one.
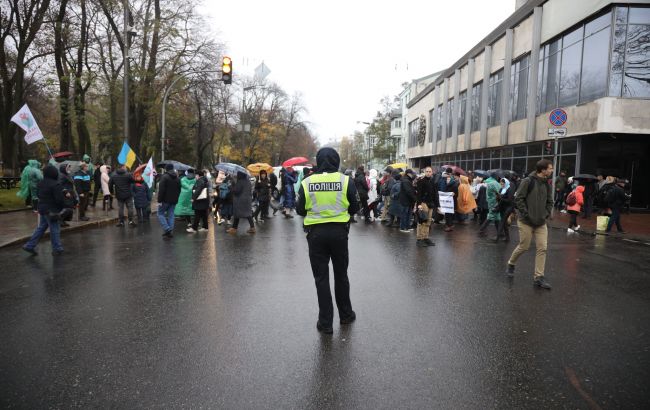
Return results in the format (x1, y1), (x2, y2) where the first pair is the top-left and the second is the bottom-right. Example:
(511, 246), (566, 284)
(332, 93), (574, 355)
(123, 0), (129, 143)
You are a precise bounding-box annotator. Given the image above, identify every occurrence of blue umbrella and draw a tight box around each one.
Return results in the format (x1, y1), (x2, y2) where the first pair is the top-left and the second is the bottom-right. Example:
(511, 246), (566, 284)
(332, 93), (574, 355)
(215, 162), (249, 176)
(156, 160), (191, 172)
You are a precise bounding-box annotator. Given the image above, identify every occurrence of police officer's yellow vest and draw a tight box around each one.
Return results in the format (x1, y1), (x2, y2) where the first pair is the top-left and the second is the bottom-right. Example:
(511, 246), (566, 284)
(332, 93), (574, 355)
(302, 172), (350, 225)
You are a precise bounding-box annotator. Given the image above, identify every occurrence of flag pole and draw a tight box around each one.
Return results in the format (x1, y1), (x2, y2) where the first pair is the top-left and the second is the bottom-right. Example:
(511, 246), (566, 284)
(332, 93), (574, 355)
(42, 137), (54, 160)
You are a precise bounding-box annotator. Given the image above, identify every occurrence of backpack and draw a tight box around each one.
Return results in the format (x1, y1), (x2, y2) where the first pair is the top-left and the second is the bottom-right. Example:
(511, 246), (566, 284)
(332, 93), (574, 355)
(219, 182), (230, 199)
(565, 191), (577, 206)
(390, 182), (401, 200)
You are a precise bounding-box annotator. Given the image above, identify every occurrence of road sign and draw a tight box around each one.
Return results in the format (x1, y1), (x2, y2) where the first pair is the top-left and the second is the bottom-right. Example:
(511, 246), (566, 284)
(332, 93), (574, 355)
(549, 108), (567, 126)
(548, 127), (567, 137)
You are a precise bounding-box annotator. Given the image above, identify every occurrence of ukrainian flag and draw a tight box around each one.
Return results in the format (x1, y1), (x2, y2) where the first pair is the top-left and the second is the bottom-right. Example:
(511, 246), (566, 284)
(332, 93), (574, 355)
(117, 141), (137, 168)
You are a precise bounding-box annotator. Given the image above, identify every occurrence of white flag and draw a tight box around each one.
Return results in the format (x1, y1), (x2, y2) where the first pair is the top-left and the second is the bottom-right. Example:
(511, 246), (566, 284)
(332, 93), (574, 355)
(143, 157), (156, 189)
(11, 104), (45, 145)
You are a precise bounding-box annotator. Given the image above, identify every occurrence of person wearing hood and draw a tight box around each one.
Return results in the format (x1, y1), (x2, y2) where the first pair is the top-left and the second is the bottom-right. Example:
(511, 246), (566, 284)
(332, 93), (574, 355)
(566, 184), (584, 232)
(253, 170), (272, 222)
(175, 168), (197, 227)
(605, 178), (627, 233)
(398, 169), (417, 232)
(471, 175), (489, 225)
(188, 169), (210, 233)
(227, 171), (255, 234)
(17, 159), (43, 210)
(387, 171), (403, 227)
(22, 165), (65, 255)
(507, 159), (554, 290)
(496, 176), (516, 241)
(74, 162), (92, 221)
(58, 164), (77, 226)
(478, 173), (502, 238)
(456, 175), (477, 222)
(367, 169), (379, 221)
(379, 167), (395, 222)
(108, 164), (136, 227)
(157, 163), (181, 238)
(354, 165), (371, 223)
(100, 165), (113, 211)
(281, 167), (297, 218)
(296, 147), (359, 334)
(133, 175), (152, 224)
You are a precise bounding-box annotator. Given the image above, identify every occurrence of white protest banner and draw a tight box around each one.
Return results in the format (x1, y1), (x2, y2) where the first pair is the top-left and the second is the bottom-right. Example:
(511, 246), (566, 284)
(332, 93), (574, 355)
(438, 191), (455, 214)
(11, 104), (44, 144)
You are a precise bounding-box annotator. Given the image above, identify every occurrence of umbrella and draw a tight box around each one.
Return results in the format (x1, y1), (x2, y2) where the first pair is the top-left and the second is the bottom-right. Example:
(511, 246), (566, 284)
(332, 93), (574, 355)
(573, 173), (597, 181)
(156, 160), (191, 172)
(282, 157), (309, 168)
(487, 169), (505, 179)
(474, 169), (489, 178)
(387, 162), (408, 170)
(133, 163), (147, 179)
(441, 164), (467, 176)
(53, 151), (74, 159)
(247, 162), (274, 176)
(215, 162), (249, 176)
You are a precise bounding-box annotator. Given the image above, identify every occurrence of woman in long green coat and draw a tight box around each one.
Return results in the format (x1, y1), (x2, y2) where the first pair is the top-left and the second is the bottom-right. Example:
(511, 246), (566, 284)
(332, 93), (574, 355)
(478, 175), (502, 238)
(17, 159), (43, 208)
(174, 169), (196, 226)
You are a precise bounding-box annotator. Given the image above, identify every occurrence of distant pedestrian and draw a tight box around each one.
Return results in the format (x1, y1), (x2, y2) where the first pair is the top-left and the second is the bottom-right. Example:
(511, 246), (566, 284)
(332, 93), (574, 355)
(415, 166), (439, 247)
(281, 168), (297, 218)
(456, 175), (477, 224)
(398, 169), (417, 232)
(58, 164), (77, 227)
(175, 169), (196, 227)
(387, 171), (402, 227)
(157, 163), (181, 238)
(472, 175), (488, 224)
(91, 161), (102, 207)
(108, 164), (136, 227)
(253, 170), (271, 222)
(187, 170), (210, 233)
(354, 166), (371, 223)
(496, 176), (516, 241)
(133, 176), (152, 223)
(605, 178), (627, 234)
(379, 167), (395, 223)
(22, 165), (65, 256)
(17, 159), (42, 211)
(554, 171), (568, 210)
(100, 165), (113, 211)
(507, 159), (554, 289)
(227, 171), (256, 234)
(478, 173), (501, 238)
(440, 168), (459, 232)
(566, 185), (584, 232)
(73, 162), (92, 221)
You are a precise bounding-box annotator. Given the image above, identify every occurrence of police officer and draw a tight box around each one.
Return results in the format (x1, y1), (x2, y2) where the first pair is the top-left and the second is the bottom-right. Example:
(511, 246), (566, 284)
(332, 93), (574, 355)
(296, 147), (359, 334)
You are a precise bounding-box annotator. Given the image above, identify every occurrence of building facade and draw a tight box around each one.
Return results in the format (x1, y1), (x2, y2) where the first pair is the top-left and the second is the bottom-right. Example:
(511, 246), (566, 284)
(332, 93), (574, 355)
(406, 0), (650, 208)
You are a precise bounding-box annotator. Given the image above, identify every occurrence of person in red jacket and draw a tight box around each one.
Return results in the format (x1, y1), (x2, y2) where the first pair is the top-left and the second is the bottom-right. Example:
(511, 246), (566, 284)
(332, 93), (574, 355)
(566, 185), (584, 232)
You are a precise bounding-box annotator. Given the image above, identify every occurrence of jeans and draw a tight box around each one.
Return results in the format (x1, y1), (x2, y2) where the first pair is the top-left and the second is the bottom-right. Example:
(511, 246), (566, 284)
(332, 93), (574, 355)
(158, 202), (175, 233)
(117, 198), (134, 222)
(606, 207), (624, 232)
(399, 205), (412, 230)
(25, 214), (62, 251)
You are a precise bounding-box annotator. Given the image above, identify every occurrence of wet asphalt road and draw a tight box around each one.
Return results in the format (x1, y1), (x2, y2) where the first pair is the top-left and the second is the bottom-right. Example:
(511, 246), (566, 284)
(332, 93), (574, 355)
(1, 215), (649, 409)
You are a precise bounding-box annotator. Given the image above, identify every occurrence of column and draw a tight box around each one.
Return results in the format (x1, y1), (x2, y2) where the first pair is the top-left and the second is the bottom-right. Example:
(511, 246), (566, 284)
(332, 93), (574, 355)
(500, 28), (514, 146)
(464, 59), (474, 151)
(432, 85), (440, 156)
(480, 45), (492, 148)
(452, 69), (461, 152)
(441, 78), (449, 154)
(526, 7), (543, 142)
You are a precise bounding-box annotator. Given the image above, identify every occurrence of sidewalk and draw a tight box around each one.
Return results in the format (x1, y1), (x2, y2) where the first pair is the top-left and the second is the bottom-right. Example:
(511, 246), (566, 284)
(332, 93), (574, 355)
(547, 210), (650, 243)
(0, 203), (158, 249)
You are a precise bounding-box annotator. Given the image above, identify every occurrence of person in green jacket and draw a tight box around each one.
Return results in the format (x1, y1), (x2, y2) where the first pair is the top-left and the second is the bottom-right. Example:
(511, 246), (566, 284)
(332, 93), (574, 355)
(174, 169), (196, 227)
(478, 173), (501, 237)
(17, 159), (43, 210)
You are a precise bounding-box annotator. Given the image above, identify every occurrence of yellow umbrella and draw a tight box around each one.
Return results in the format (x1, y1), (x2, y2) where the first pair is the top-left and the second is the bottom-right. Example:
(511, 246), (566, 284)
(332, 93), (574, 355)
(247, 162), (274, 176)
(387, 162), (408, 170)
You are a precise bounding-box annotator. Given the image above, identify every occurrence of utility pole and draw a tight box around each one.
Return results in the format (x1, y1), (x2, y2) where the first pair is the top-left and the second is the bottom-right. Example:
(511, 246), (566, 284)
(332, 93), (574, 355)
(123, 0), (129, 143)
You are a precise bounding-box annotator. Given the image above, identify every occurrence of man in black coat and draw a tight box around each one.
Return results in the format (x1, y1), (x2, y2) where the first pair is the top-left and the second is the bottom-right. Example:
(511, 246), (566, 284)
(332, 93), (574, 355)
(157, 163), (181, 238)
(23, 165), (66, 255)
(415, 166), (439, 247)
(91, 161), (102, 207)
(398, 169), (417, 232)
(605, 179), (627, 233)
(73, 162), (92, 221)
(108, 164), (136, 227)
(354, 166), (371, 223)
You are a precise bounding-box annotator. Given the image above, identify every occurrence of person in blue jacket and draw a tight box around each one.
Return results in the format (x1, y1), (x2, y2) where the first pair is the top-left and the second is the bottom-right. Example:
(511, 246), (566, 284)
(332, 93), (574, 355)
(281, 167), (297, 218)
(133, 176), (152, 223)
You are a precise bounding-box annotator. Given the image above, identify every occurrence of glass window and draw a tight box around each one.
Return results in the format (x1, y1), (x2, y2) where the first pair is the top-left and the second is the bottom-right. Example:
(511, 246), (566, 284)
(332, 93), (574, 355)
(488, 70), (503, 127)
(513, 145), (527, 157)
(580, 27), (610, 102)
(624, 23), (650, 97)
(585, 11), (611, 36)
(629, 7), (650, 24)
(490, 158), (500, 170)
(513, 158), (527, 176)
(545, 39), (561, 111)
(471, 82), (482, 132)
(458, 91), (467, 135)
(408, 119), (418, 147)
(510, 54), (529, 121)
(561, 139), (577, 154)
(558, 155), (577, 176)
(559, 40), (582, 106)
(446, 98), (455, 138)
(563, 26), (584, 47)
(501, 147), (513, 157)
(501, 157), (513, 170)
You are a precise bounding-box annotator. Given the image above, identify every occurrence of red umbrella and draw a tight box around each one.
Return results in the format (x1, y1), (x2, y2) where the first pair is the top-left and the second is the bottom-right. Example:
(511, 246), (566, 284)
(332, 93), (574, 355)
(53, 151), (74, 159)
(441, 164), (466, 176)
(133, 163), (147, 180)
(282, 157), (309, 168)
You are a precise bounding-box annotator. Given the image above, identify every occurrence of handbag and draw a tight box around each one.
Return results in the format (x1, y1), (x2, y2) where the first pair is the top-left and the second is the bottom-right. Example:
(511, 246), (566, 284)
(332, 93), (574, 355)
(197, 188), (207, 200)
(417, 209), (429, 223)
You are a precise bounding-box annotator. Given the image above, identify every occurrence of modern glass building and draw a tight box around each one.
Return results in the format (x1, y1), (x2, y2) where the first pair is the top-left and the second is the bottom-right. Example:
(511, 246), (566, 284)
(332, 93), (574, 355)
(406, 0), (650, 208)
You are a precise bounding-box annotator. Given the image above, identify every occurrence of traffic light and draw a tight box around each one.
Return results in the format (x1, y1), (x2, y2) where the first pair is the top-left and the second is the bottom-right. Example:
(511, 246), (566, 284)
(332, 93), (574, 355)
(221, 56), (232, 84)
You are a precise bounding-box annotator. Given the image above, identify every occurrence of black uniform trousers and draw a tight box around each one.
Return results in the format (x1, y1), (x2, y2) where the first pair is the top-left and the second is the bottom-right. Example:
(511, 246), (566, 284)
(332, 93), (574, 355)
(306, 223), (354, 327)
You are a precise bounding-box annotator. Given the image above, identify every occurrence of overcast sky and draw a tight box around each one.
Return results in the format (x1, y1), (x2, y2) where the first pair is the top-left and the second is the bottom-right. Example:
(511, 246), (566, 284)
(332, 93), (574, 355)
(202, 0), (515, 144)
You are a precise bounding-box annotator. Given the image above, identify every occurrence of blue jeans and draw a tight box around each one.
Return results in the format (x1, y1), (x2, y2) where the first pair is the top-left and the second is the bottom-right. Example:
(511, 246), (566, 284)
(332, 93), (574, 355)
(400, 205), (412, 230)
(25, 214), (62, 251)
(158, 202), (175, 233)
(606, 208), (623, 232)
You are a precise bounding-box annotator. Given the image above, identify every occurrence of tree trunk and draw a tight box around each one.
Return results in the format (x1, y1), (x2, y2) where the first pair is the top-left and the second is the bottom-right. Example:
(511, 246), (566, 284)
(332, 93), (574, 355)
(54, 0), (73, 152)
(74, 0), (91, 155)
